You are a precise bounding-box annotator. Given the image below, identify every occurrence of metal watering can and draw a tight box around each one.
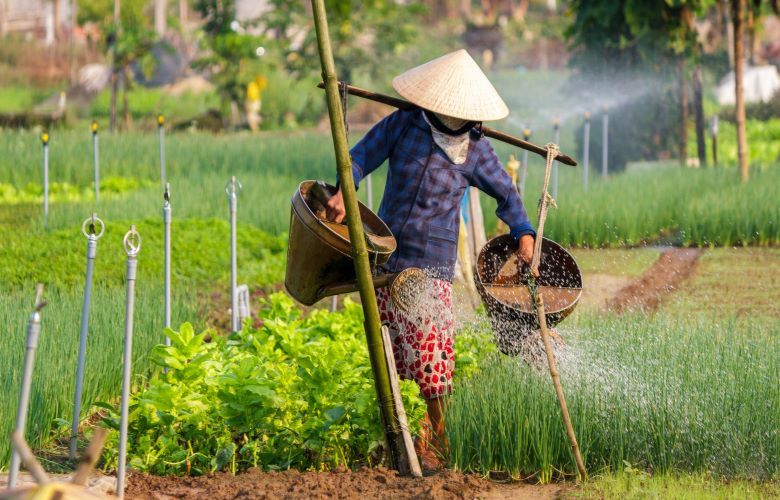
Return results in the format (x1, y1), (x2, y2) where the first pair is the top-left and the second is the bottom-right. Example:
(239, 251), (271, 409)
(285, 180), (428, 311)
(474, 235), (583, 353)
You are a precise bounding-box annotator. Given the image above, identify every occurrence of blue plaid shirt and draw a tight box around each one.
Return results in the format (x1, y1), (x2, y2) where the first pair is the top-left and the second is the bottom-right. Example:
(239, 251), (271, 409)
(348, 109), (535, 281)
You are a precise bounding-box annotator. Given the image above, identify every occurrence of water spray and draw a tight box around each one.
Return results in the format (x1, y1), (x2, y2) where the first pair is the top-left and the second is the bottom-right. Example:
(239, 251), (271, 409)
(528, 144), (587, 482)
(520, 127), (531, 198)
(710, 115), (719, 165)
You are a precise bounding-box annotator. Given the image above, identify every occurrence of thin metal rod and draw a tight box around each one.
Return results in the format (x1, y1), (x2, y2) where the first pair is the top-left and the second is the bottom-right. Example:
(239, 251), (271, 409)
(582, 113), (590, 191)
(163, 184), (172, 343)
(520, 128), (530, 199)
(117, 226), (141, 499)
(227, 177), (240, 333)
(8, 285), (46, 489)
(92, 122), (100, 201)
(42, 136), (49, 226)
(551, 120), (560, 199)
(158, 115), (166, 190)
(602, 108), (609, 178)
(70, 215), (103, 460)
(366, 174), (373, 210)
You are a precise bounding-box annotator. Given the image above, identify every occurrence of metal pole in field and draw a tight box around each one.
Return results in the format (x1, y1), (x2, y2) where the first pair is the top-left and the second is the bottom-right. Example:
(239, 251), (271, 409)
(157, 114), (166, 190)
(8, 284), (46, 489)
(551, 118), (560, 199)
(42, 132), (50, 226)
(117, 226), (141, 500)
(602, 106), (609, 178)
(163, 184), (172, 343)
(710, 115), (719, 165)
(226, 177), (242, 333)
(365, 174), (373, 211)
(582, 112), (590, 191)
(519, 127), (531, 199)
(69, 214), (105, 461)
(92, 121), (100, 201)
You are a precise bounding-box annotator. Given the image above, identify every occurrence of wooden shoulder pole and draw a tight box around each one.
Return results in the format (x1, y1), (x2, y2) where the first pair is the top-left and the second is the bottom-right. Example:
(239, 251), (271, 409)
(310, 0), (413, 474)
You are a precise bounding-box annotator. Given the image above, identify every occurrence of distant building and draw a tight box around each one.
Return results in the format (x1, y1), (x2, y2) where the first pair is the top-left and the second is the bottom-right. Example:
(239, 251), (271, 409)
(0, 0), (74, 44)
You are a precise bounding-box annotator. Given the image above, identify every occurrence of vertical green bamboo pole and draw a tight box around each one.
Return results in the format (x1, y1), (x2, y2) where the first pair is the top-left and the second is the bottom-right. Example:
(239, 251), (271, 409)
(310, 0), (405, 468)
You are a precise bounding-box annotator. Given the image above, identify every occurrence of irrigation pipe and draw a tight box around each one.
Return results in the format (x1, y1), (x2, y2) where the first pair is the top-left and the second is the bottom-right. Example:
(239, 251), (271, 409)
(158, 114), (166, 190)
(92, 121), (100, 201)
(70, 214), (105, 460)
(163, 183), (172, 343)
(226, 177), (241, 333)
(117, 226), (141, 499)
(42, 132), (49, 226)
(7, 284), (46, 489)
(529, 144), (588, 482)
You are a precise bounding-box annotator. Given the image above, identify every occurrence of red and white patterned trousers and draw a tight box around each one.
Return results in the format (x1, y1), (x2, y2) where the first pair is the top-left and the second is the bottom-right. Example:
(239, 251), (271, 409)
(376, 279), (455, 400)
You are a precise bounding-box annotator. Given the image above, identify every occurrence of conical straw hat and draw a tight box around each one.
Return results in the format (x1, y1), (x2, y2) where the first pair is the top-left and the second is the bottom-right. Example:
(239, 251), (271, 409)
(392, 49), (509, 122)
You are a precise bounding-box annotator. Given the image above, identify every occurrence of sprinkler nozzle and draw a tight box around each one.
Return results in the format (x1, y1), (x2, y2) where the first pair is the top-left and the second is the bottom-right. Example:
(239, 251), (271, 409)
(41, 132), (49, 144)
(91, 121), (98, 134)
(157, 114), (165, 126)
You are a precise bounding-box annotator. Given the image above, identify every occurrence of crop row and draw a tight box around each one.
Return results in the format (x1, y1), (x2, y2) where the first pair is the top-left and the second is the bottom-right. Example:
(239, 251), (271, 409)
(447, 313), (779, 481)
(1, 129), (777, 246)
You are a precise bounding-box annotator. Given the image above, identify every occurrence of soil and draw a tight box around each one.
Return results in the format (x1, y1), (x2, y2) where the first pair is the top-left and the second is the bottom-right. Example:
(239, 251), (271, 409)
(125, 468), (570, 500)
(606, 248), (702, 313)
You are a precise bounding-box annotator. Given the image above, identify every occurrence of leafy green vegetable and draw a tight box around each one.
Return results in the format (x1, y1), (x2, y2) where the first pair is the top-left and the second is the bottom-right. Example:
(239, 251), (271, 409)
(102, 293), (427, 475)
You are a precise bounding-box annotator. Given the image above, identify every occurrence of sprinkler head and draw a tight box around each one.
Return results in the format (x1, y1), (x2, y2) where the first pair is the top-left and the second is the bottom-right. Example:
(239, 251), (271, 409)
(584, 111), (591, 120)
(157, 114), (165, 126)
(91, 121), (98, 134)
(523, 128), (532, 139)
(41, 132), (49, 145)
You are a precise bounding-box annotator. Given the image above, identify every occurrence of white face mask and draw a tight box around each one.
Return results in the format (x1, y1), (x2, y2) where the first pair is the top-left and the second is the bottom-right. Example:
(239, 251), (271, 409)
(423, 112), (471, 165)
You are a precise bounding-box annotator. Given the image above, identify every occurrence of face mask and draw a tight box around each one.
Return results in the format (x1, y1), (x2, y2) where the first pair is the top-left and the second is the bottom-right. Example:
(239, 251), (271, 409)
(423, 111), (476, 165)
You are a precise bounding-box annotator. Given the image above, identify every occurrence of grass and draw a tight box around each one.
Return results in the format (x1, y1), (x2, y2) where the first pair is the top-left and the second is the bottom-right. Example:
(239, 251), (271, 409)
(665, 248), (780, 319)
(574, 471), (780, 499)
(568, 248), (660, 277)
(2, 129), (779, 246)
(447, 312), (779, 482)
(0, 284), (199, 468)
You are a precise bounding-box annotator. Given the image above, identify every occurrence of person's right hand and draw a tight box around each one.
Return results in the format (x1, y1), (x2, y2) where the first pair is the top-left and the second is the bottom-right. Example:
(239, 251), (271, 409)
(325, 188), (346, 223)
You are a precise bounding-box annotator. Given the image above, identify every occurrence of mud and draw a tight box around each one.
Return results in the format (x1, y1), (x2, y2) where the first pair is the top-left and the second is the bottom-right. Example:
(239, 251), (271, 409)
(607, 248), (702, 313)
(125, 467), (569, 499)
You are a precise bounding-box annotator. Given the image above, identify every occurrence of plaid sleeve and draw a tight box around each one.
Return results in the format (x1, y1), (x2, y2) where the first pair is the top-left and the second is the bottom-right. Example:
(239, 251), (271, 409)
(470, 141), (536, 239)
(343, 110), (408, 189)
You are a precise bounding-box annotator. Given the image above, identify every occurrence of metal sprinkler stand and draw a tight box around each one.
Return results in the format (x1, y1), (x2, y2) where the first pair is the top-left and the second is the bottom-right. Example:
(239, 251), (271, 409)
(311, 0), (420, 476)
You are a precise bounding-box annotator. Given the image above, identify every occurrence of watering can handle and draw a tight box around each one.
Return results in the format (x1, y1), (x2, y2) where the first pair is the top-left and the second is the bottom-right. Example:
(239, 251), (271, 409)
(311, 181), (334, 208)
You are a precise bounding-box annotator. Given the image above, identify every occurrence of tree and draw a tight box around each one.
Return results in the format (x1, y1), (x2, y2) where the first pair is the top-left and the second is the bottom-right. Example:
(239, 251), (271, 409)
(192, 0), (266, 125)
(261, 0), (423, 84)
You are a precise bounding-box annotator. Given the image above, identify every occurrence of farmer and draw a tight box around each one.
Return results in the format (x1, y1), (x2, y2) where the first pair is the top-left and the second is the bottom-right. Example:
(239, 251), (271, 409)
(325, 49), (535, 465)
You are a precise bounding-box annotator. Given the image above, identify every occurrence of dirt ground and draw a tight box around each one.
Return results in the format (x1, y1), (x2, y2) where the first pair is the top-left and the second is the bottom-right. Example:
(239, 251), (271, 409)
(126, 468), (570, 500)
(606, 248), (702, 313)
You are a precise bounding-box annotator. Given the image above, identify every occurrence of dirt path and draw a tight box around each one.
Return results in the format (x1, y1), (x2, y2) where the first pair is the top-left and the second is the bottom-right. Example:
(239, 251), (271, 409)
(606, 248), (702, 313)
(126, 468), (570, 500)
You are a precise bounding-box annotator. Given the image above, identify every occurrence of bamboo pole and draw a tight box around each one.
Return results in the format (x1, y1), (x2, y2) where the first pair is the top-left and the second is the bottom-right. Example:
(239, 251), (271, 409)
(310, 0), (410, 473)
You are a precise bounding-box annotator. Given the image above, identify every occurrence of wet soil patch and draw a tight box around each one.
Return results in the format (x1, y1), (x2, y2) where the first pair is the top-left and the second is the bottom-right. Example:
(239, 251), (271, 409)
(607, 248), (702, 313)
(126, 467), (569, 499)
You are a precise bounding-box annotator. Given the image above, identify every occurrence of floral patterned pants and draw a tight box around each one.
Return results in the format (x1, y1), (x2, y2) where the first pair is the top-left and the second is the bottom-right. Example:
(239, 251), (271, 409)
(376, 279), (455, 400)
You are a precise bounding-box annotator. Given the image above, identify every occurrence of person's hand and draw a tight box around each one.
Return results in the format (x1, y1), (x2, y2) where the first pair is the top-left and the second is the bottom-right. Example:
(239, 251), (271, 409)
(518, 234), (534, 265)
(325, 188), (346, 223)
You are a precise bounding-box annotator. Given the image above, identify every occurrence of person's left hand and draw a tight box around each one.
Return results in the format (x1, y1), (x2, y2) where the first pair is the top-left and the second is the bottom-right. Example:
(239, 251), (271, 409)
(518, 234), (535, 265)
